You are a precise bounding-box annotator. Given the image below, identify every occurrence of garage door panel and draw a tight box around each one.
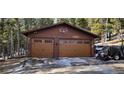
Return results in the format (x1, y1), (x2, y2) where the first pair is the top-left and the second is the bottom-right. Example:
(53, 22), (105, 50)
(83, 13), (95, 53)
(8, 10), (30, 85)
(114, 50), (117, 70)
(31, 39), (54, 57)
(59, 39), (91, 57)
(31, 39), (91, 57)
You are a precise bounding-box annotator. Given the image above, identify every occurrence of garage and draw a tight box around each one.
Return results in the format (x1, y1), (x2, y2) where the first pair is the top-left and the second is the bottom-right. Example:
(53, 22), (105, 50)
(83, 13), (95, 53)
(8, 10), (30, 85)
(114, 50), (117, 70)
(23, 22), (98, 58)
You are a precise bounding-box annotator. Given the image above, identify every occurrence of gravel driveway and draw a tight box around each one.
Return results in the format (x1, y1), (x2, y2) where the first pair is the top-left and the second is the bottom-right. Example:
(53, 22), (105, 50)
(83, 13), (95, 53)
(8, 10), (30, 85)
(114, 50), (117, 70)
(0, 57), (124, 74)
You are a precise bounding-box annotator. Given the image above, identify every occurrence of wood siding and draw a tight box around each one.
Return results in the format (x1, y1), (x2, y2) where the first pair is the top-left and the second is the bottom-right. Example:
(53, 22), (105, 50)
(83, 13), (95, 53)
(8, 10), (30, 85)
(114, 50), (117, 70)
(26, 24), (95, 57)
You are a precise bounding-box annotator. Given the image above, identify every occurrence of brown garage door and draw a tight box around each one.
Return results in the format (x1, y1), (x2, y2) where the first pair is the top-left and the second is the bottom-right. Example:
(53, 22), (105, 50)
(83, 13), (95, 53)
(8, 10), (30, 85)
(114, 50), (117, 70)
(31, 38), (54, 57)
(59, 39), (91, 57)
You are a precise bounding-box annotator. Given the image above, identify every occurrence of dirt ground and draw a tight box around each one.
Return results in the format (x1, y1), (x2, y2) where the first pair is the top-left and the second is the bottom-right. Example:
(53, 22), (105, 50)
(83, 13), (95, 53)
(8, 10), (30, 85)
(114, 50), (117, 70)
(0, 57), (124, 74)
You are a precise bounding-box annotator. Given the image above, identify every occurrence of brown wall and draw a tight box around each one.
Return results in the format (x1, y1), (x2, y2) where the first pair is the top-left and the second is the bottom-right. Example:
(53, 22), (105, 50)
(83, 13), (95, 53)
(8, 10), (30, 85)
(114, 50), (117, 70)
(27, 25), (94, 40)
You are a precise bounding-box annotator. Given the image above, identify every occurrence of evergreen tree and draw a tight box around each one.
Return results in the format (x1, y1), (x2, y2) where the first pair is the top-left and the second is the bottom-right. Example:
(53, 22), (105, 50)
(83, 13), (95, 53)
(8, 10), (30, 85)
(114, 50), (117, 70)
(69, 18), (77, 25)
(57, 18), (69, 23)
(76, 18), (88, 28)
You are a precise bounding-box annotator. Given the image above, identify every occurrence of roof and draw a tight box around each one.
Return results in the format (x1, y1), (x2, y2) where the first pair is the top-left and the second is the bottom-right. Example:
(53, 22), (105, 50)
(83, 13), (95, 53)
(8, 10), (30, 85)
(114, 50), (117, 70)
(22, 22), (98, 38)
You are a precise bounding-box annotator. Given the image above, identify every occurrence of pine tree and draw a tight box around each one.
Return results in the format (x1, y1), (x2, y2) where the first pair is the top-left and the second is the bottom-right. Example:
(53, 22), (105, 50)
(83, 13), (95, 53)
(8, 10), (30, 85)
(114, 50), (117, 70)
(76, 18), (88, 28)
(69, 18), (77, 25)
(56, 18), (69, 23)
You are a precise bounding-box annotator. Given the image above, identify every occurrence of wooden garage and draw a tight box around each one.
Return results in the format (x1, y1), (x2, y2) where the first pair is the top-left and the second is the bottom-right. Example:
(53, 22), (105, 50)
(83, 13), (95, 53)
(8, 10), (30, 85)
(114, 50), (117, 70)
(23, 22), (98, 58)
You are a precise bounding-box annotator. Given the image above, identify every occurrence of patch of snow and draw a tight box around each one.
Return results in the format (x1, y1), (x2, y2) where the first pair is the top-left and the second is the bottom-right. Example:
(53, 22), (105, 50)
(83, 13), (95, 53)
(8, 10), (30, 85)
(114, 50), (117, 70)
(13, 65), (23, 72)
(0, 58), (3, 60)
(25, 63), (32, 67)
(81, 65), (115, 74)
(54, 59), (72, 67)
(53, 58), (89, 67)
(34, 63), (44, 68)
(68, 58), (88, 63)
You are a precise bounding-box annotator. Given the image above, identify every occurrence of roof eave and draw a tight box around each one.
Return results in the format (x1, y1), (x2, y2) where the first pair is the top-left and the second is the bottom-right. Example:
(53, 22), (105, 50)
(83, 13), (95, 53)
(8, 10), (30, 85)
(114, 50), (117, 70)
(22, 22), (99, 38)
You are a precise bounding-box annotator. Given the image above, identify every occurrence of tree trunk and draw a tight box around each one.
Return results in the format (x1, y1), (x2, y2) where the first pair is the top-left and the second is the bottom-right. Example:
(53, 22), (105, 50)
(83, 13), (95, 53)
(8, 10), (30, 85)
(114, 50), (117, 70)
(10, 28), (14, 58)
(0, 25), (2, 57)
(15, 18), (20, 57)
(0, 34), (2, 58)
(1, 18), (6, 60)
